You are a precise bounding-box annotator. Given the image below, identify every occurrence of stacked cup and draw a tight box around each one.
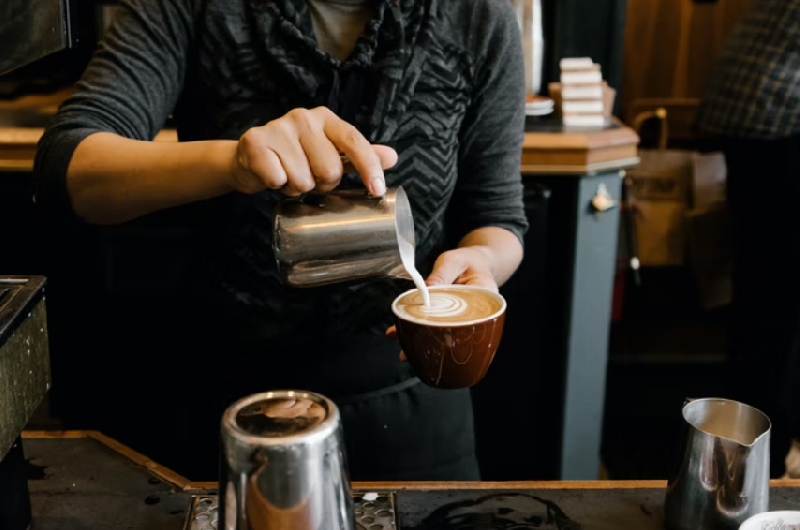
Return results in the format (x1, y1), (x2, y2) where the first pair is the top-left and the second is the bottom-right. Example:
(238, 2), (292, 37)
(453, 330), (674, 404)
(559, 57), (608, 128)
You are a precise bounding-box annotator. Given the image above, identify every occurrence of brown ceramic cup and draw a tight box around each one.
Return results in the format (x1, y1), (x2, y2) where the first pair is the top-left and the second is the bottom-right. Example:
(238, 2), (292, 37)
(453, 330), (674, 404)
(391, 285), (507, 389)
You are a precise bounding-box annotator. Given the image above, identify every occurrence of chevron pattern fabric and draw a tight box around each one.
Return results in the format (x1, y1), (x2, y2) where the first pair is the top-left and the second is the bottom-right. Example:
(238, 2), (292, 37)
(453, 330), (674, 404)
(36, 0), (528, 350)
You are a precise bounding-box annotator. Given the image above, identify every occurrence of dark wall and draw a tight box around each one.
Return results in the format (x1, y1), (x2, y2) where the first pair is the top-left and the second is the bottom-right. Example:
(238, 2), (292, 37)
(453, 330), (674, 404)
(542, 0), (628, 113)
(0, 173), (45, 275)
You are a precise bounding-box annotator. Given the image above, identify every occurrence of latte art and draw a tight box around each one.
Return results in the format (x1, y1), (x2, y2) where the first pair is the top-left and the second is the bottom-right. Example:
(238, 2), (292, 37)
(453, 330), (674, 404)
(395, 288), (503, 323)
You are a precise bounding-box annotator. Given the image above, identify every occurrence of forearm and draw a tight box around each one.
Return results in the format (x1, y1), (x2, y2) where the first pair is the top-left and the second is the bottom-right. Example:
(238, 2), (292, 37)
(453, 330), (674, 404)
(458, 227), (524, 287)
(67, 132), (237, 224)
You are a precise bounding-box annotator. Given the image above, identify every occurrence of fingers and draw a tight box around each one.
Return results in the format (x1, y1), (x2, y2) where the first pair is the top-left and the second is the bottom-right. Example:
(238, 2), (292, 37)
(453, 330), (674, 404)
(294, 109), (344, 194)
(274, 139), (314, 197)
(427, 249), (499, 291)
(236, 130), (286, 193)
(455, 271), (499, 292)
(239, 125), (314, 196)
(385, 326), (406, 361)
(237, 107), (398, 197)
(341, 145), (398, 176)
(427, 251), (467, 287)
(372, 145), (399, 172)
(321, 108), (388, 197)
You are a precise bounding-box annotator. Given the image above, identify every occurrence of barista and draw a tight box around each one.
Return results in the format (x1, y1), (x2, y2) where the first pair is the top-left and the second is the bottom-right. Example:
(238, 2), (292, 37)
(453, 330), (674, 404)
(34, 0), (528, 481)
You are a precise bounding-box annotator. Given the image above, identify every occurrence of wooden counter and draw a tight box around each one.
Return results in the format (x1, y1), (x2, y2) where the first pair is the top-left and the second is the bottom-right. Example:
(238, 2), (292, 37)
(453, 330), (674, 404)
(2, 125), (638, 174)
(0, 127), (178, 172)
(0, 90), (639, 174)
(19, 431), (800, 530)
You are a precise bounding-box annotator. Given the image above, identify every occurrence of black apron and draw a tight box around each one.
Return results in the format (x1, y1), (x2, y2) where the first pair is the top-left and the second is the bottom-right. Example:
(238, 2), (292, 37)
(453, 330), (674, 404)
(82, 4), (479, 483)
(92, 300), (479, 483)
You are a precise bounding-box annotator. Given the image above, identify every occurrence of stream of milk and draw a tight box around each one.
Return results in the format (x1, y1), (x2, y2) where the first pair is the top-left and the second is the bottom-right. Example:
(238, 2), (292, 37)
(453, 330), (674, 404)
(398, 234), (431, 306)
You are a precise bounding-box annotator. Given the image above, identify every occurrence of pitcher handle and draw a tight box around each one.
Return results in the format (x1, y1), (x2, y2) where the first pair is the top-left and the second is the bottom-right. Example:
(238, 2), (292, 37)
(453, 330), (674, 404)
(666, 398), (695, 487)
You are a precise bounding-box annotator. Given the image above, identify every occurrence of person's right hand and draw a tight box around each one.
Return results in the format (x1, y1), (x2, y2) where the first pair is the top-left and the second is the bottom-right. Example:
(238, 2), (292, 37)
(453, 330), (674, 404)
(229, 107), (398, 197)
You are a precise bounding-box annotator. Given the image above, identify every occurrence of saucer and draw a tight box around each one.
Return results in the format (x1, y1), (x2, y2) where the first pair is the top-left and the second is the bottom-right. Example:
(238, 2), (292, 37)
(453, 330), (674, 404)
(525, 96), (555, 117)
(525, 108), (554, 117)
(739, 511), (800, 529)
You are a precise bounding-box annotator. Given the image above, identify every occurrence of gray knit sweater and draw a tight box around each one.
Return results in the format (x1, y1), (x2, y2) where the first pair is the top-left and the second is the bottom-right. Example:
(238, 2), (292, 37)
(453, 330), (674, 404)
(34, 0), (527, 354)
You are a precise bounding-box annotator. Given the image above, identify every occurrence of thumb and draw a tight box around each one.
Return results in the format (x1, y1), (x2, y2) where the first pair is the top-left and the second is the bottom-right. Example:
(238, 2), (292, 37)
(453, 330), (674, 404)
(427, 251), (464, 286)
(341, 146), (397, 172)
(342, 145), (397, 197)
(373, 145), (398, 170)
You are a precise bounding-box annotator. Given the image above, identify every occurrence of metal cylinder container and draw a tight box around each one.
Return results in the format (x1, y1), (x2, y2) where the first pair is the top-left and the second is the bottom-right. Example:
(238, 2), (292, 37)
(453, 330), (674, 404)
(665, 398), (771, 530)
(272, 187), (414, 288)
(220, 391), (355, 530)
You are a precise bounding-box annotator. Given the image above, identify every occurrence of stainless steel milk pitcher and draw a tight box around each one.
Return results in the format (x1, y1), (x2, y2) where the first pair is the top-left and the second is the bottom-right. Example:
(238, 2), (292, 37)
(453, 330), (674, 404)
(272, 187), (415, 288)
(665, 398), (771, 530)
(220, 391), (355, 530)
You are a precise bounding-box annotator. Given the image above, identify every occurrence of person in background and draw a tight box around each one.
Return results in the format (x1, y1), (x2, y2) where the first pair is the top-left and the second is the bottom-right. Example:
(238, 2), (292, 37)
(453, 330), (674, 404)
(34, 0), (528, 481)
(696, 0), (800, 479)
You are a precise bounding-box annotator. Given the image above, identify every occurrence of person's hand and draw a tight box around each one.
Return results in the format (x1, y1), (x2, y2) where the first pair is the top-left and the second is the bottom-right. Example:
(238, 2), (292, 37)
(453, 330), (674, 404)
(427, 246), (498, 292)
(385, 325), (406, 361)
(229, 107), (398, 197)
(387, 246), (499, 360)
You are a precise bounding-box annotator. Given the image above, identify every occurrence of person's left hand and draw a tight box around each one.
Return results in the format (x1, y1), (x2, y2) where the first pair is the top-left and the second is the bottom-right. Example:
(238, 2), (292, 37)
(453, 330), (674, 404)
(386, 246), (498, 359)
(426, 246), (498, 292)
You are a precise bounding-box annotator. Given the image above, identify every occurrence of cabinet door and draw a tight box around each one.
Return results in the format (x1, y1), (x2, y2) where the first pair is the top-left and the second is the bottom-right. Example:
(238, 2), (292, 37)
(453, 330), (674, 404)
(542, 0), (628, 113)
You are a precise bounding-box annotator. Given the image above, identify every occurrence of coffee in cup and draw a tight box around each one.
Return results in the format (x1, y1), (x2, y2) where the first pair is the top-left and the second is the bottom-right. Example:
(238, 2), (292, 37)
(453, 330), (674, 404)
(391, 285), (507, 389)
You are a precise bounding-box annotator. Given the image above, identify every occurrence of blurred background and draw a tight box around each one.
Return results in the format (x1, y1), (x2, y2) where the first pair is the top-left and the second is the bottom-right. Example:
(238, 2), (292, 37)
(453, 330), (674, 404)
(0, 0), (776, 482)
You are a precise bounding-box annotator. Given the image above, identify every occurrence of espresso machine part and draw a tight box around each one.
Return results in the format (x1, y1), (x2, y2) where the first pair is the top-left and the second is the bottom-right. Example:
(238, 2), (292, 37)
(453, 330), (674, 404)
(186, 492), (397, 530)
(0, 276), (50, 530)
(272, 187), (414, 288)
(220, 391), (355, 530)
(665, 398), (771, 530)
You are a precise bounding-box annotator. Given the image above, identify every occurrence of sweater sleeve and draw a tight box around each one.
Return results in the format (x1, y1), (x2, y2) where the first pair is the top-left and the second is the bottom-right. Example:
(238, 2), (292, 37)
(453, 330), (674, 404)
(447, 0), (528, 246)
(33, 0), (195, 222)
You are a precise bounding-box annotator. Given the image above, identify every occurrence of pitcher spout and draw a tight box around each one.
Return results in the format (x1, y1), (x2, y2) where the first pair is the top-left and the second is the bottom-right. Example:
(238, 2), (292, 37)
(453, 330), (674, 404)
(665, 398), (771, 530)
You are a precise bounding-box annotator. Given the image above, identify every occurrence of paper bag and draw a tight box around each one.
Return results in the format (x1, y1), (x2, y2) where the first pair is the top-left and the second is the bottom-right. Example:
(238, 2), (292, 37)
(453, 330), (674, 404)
(686, 153), (731, 309)
(628, 150), (694, 267)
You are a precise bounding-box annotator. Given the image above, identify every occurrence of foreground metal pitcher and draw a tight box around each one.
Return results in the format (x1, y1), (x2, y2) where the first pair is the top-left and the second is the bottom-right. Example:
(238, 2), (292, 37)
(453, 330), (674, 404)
(220, 391), (355, 530)
(665, 398), (771, 530)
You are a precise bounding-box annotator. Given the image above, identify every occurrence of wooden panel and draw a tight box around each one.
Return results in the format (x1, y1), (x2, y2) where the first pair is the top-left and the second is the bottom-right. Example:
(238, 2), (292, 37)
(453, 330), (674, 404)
(621, 0), (755, 130)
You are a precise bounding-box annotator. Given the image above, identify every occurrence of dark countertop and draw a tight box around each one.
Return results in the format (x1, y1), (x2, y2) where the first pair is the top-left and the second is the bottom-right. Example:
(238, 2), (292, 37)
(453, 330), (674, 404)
(21, 432), (800, 530)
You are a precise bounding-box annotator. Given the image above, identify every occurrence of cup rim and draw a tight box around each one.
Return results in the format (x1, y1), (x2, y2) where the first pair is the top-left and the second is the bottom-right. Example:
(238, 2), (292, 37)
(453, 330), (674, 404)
(682, 398), (772, 448)
(738, 511), (800, 530)
(391, 284), (507, 328)
(222, 390), (341, 447)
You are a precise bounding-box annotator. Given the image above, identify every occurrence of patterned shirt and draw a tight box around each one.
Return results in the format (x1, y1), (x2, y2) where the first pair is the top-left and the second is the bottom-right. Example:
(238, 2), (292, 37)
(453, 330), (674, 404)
(696, 0), (800, 140)
(34, 0), (528, 390)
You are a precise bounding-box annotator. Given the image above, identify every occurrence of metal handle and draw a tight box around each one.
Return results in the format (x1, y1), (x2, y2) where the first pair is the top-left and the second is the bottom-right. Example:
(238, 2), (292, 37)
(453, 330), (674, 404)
(621, 172), (641, 286)
(591, 183), (617, 213)
(0, 279), (28, 285)
(633, 107), (668, 151)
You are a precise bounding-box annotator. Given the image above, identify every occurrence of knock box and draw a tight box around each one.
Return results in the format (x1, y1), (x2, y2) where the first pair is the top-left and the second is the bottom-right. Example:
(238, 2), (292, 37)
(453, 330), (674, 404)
(0, 277), (51, 530)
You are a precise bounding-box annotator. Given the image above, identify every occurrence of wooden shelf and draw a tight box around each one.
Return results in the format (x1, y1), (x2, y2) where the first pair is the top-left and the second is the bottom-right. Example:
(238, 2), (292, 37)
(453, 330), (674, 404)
(0, 90), (638, 175)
